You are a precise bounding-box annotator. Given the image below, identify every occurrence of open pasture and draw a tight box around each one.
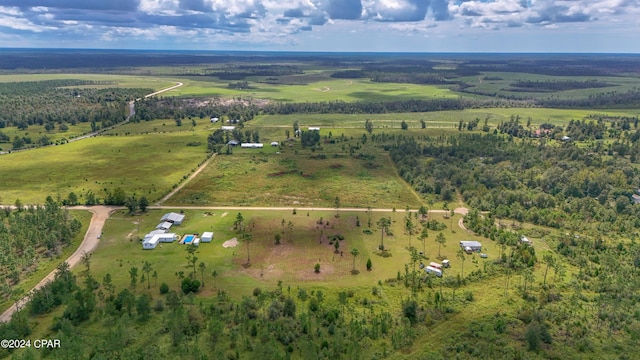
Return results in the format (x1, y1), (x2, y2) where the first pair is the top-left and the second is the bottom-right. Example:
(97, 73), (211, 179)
(0, 133), (208, 204)
(252, 108), (640, 129)
(165, 146), (422, 208)
(0, 122), (94, 152)
(459, 71), (640, 100)
(168, 77), (456, 102)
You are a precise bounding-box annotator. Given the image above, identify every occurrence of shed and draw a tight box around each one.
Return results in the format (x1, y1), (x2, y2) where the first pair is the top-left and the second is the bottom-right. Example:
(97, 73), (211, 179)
(193, 238), (200, 246)
(271, 141), (279, 147)
(210, 117), (219, 123)
(308, 127), (320, 131)
(156, 221), (173, 230)
(228, 140), (239, 146)
(459, 241), (482, 252)
(201, 232), (214, 242)
(241, 143), (263, 148)
(221, 126), (235, 131)
(161, 212), (185, 225)
(520, 235), (533, 245)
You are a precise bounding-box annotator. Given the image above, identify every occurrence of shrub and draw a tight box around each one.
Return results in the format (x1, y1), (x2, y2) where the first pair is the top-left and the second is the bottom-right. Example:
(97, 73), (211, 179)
(159, 282), (169, 294)
(366, 258), (372, 271)
(181, 277), (201, 294)
(253, 287), (262, 297)
(314, 263), (321, 273)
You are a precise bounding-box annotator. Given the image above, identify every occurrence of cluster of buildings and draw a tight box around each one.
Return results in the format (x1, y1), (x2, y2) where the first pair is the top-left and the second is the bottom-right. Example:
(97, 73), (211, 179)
(142, 212), (214, 250)
(424, 260), (449, 277)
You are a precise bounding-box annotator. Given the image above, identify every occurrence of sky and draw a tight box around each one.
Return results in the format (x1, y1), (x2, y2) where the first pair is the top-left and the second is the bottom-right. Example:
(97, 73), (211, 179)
(0, 0), (639, 52)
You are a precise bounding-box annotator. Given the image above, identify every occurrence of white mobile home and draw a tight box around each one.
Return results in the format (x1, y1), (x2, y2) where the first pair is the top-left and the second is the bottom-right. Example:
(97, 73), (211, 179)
(241, 143), (263, 148)
(143, 236), (160, 250)
(201, 232), (214, 243)
(429, 262), (442, 270)
(425, 266), (442, 277)
(270, 141), (279, 147)
(308, 127), (320, 131)
(221, 126), (235, 131)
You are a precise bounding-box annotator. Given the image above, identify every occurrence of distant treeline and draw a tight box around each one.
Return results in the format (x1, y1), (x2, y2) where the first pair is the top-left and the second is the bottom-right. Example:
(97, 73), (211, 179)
(509, 79), (613, 92)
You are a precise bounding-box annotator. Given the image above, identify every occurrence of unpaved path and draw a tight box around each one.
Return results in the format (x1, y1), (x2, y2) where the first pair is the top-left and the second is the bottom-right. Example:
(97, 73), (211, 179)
(155, 153), (216, 205)
(0, 205), (119, 323)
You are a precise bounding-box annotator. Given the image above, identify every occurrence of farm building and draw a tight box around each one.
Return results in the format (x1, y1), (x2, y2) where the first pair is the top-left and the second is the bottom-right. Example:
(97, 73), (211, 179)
(156, 221), (173, 231)
(221, 126), (235, 131)
(308, 127), (320, 131)
(460, 241), (482, 253)
(241, 143), (264, 148)
(210, 117), (219, 123)
(201, 232), (214, 243)
(270, 141), (279, 146)
(161, 212), (185, 225)
(143, 233), (178, 249)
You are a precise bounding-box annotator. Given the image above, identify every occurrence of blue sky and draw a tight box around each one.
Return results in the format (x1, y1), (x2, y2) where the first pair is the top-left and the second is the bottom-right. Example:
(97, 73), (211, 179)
(0, 0), (638, 52)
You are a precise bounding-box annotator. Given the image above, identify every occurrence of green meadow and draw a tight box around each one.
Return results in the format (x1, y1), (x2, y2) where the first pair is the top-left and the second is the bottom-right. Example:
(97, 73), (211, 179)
(0, 132), (209, 204)
(167, 77), (457, 102)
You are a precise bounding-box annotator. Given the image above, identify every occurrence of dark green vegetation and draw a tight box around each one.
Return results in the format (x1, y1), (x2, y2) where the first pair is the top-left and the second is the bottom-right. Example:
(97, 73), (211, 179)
(0, 201), (83, 308)
(0, 79), (149, 151)
(3, 51), (640, 359)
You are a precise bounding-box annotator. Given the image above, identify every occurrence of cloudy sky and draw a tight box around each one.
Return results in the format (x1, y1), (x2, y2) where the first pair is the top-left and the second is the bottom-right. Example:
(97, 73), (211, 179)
(0, 0), (638, 52)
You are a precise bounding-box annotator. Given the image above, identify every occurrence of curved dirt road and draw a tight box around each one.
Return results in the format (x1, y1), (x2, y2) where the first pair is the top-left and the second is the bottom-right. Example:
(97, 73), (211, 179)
(0, 206), (119, 323)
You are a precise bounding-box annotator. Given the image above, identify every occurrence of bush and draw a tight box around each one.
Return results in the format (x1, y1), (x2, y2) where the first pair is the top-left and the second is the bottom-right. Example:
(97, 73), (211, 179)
(181, 277), (201, 294)
(314, 263), (321, 273)
(253, 287), (262, 297)
(366, 258), (372, 271)
(159, 283), (169, 294)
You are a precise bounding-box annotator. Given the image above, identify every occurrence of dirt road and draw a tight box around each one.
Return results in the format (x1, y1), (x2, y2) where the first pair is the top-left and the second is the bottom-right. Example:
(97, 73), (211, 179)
(0, 205), (119, 323)
(156, 153), (216, 205)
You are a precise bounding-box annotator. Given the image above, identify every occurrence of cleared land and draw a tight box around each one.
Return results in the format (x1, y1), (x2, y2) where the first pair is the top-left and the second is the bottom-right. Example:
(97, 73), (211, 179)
(0, 132), (209, 204)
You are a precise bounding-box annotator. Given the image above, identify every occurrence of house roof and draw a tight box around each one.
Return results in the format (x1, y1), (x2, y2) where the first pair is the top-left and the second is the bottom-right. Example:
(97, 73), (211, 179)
(161, 212), (185, 223)
(460, 241), (482, 247)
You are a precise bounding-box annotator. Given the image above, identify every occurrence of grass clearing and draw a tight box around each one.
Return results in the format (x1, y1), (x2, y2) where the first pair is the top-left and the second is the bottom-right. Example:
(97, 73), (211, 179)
(0, 133), (209, 204)
(0, 74), (175, 90)
(169, 77), (457, 102)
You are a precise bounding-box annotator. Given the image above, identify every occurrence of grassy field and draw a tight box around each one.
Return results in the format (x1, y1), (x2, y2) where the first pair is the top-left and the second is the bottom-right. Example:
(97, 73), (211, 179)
(167, 77), (457, 102)
(0, 122), (94, 152)
(458, 71), (640, 100)
(0, 132), (209, 204)
(0, 210), (92, 314)
(252, 108), (640, 129)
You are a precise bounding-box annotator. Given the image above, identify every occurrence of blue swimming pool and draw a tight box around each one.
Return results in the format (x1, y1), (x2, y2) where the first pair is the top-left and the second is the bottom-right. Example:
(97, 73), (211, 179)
(183, 235), (195, 243)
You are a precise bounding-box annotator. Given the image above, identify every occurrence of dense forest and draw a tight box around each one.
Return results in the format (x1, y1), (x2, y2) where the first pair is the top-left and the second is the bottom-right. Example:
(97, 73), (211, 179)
(387, 131), (640, 235)
(0, 200), (82, 301)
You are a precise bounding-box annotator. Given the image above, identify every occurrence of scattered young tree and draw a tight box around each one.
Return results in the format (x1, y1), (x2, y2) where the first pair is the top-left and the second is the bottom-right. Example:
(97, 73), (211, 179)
(350, 248), (360, 273)
(129, 266), (138, 292)
(377, 217), (391, 251)
(334, 196), (341, 218)
(198, 262), (206, 287)
(138, 196), (149, 212)
(457, 248), (466, 278)
(436, 233), (446, 258)
(366, 258), (372, 271)
(142, 261), (153, 289)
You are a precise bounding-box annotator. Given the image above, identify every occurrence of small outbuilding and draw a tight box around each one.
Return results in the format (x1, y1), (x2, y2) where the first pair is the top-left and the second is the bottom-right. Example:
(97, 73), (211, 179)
(228, 140), (239, 146)
(460, 240), (482, 253)
(156, 221), (173, 230)
(271, 141), (279, 147)
(161, 212), (185, 225)
(308, 127), (320, 131)
(520, 235), (533, 245)
(221, 126), (235, 131)
(201, 232), (214, 243)
(210, 117), (219, 123)
(241, 143), (264, 148)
